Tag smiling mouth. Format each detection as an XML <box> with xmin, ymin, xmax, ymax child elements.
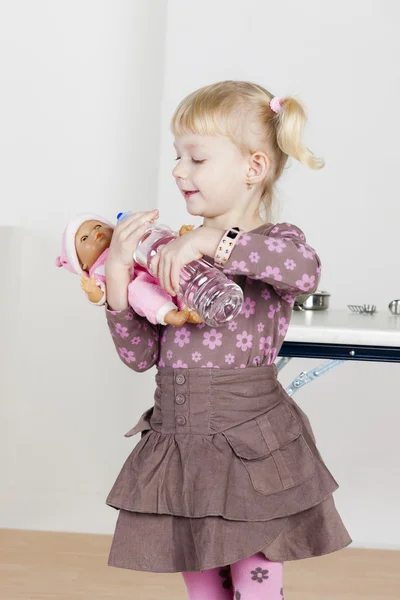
<box><xmin>182</xmin><ymin>190</ymin><xmax>199</xmax><ymax>198</ymax></box>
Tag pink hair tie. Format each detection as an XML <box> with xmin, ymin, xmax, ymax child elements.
<box><xmin>270</xmin><ymin>96</ymin><xmax>286</xmax><ymax>113</ymax></box>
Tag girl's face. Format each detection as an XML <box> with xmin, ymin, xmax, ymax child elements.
<box><xmin>172</xmin><ymin>134</ymin><xmax>249</xmax><ymax>219</ymax></box>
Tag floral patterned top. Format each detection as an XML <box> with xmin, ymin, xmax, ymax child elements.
<box><xmin>106</xmin><ymin>222</ymin><xmax>321</xmax><ymax>371</ymax></box>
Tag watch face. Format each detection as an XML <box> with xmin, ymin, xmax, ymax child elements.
<box><xmin>226</xmin><ymin>227</ymin><xmax>240</xmax><ymax>239</ymax></box>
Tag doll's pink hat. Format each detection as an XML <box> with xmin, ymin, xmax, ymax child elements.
<box><xmin>55</xmin><ymin>213</ymin><xmax>114</xmax><ymax>275</ymax></box>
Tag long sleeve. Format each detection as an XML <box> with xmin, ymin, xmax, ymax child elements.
<box><xmin>222</xmin><ymin>222</ymin><xmax>321</xmax><ymax>296</ymax></box>
<box><xmin>106</xmin><ymin>305</ymin><xmax>161</xmax><ymax>372</ymax></box>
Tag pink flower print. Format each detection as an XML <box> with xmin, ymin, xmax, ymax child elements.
<box><xmin>259</xmin><ymin>336</ymin><xmax>272</xmax><ymax>355</ymax></box>
<box><xmin>119</xmin><ymin>347</ymin><xmax>136</xmax><ymax>364</ymax></box>
<box><xmin>203</xmin><ymin>329</ymin><xmax>223</xmax><ymax>350</ymax></box>
<box><xmin>271</xmin><ymin>226</ymin><xmax>280</xmax><ymax>234</ymax></box>
<box><xmin>257</xmin><ymin>322</ymin><xmax>265</xmax><ymax>333</ymax></box>
<box><xmin>228</xmin><ymin>320</ymin><xmax>238</xmax><ymax>332</ymax></box>
<box><xmin>282</xmin><ymin>294</ymin><xmax>295</xmax><ymax>307</ymax></box>
<box><xmin>143</xmin><ymin>322</ymin><xmax>148</xmax><ymax>332</ymax></box>
<box><xmin>278</xmin><ymin>317</ymin><xmax>289</xmax><ymax>336</ymax></box>
<box><xmin>158</xmin><ymin>358</ymin><xmax>165</xmax><ymax>367</ymax></box>
<box><xmin>249</xmin><ymin>251</ymin><xmax>260</xmax><ymax>263</ymax></box>
<box><xmin>148</xmin><ymin>339</ymin><xmax>154</xmax><ymax>348</ymax></box>
<box><xmin>317</xmin><ymin>265</ymin><xmax>321</xmax><ymax>275</ymax></box>
<box><xmin>138</xmin><ymin>361</ymin><xmax>148</xmax><ymax>369</ymax></box>
<box><xmin>253</xmin><ymin>356</ymin><xmax>261</xmax><ymax>366</ymax></box>
<box><xmin>125</xmin><ymin>311</ymin><xmax>133</xmax><ymax>321</ymax></box>
<box><xmin>261</xmin><ymin>288</ymin><xmax>271</xmax><ymax>301</ymax></box>
<box><xmin>166</xmin><ymin>349</ymin><xmax>173</xmax><ymax>359</ymax></box>
<box><xmin>241</xmin><ymin>297</ymin><xmax>256</xmax><ymax>319</ymax></box>
<box><xmin>237</xmin><ymin>233</ymin><xmax>251</xmax><ymax>246</ymax></box>
<box><xmin>130</xmin><ymin>336</ymin><xmax>141</xmax><ymax>345</ymax></box>
<box><xmin>225</xmin><ymin>353</ymin><xmax>235</xmax><ymax>365</ymax></box>
<box><xmin>161</xmin><ymin>331</ymin><xmax>167</xmax><ymax>344</ymax></box>
<box><xmin>201</xmin><ymin>362</ymin><xmax>220</xmax><ymax>368</ymax></box>
<box><xmin>231</xmin><ymin>260</ymin><xmax>249</xmax><ymax>272</ymax></box>
<box><xmin>268</xmin><ymin>304</ymin><xmax>278</xmax><ymax>319</ymax></box>
<box><xmin>269</xmin><ymin>348</ymin><xmax>277</xmax><ymax>364</ymax></box>
<box><xmin>192</xmin><ymin>351</ymin><xmax>202</xmax><ymax>362</ymax></box>
<box><xmin>173</xmin><ymin>359</ymin><xmax>188</xmax><ymax>368</ymax></box>
<box><xmin>264</xmin><ymin>238</ymin><xmax>287</xmax><ymax>253</ymax></box>
<box><xmin>115</xmin><ymin>323</ymin><xmax>129</xmax><ymax>339</ymax></box>
<box><xmin>261</xmin><ymin>266</ymin><xmax>283</xmax><ymax>281</ymax></box>
<box><xmin>296</xmin><ymin>273</ymin><xmax>316</xmax><ymax>292</ymax></box>
<box><xmin>136</xmin><ymin>321</ymin><xmax>143</xmax><ymax>329</ymax></box>
<box><xmin>284</xmin><ymin>258</ymin><xmax>296</xmax><ymax>271</ymax></box>
<box><xmin>236</xmin><ymin>331</ymin><xmax>253</xmax><ymax>351</ymax></box>
<box><xmin>196</xmin><ymin>321</ymin><xmax>206</xmax><ymax>329</ymax></box>
<box><xmin>174</xmin><ymin>327</ymin><xmax>191</xmax><ymax>348</ymax></box>
<box><xmin>297</xmin><ymin>244</ymin><xmax>314</xmax><ymax>259</ymax></box>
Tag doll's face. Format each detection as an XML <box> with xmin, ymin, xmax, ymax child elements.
<box><xmin>75</xmin><ymin>220</ymin><xmax>113</xmax><ymax>271</ymax></box>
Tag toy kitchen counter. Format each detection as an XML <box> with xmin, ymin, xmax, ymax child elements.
<box><xmin>278</xmin><ymin>309</ymin><xmax>400</xmax><ymax>395</ymax></box>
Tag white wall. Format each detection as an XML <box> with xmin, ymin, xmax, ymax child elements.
<box><xmin>1</xmin><ymin>0</ymin><xmax>399</xmax><ymax>551</ymax></box>
<box><xmin>0</xmin><ymin>1</ymin><xmax>166</xmax><ymax>533</ymax></box>
<box><xmin>157</xmin><ymin>0</ymin><xmax>400</xmax><ymax>549</ymax></box>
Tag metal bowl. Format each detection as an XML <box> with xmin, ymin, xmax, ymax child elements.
<box><xmin>294</xmin><ymin>290</ymin><xmax>330</xmax><ymax>311</ymax></box>
<box><xmin>389</xmin><ymin>299</ymin><xmax>400</xmax><ymax>315</ymax></box>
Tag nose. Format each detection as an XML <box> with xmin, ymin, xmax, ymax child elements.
<box><xmin>172</xmin><ymin>160</ymin><xmax>188</xmax><ymax>180</ymax></box>
<box><xmin>93</xmin><ymin>230</ymin><xmax>104</xmax><ymax>241</ymax></box>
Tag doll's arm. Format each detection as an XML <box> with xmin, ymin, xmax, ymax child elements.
<box><xmin>80</xmin><ymin>275</ymin><xmax>106</xmax><ymax>305</ymax></box>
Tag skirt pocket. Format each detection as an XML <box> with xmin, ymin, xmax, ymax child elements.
<box><xmin>222</xmin><ymin>401</ymin><xmax>316</xmax><ymax>496</ymax></box>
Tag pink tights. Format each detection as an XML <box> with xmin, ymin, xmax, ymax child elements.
<box><xmin>182</xmin><ymin>553</ymin><xmax>284</xmax><ymax>599</ymax></box>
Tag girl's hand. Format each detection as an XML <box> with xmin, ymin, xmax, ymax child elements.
<box><xmin>150</xmin><ymin>226</ymin><xmax>223</xmax><ymax>296</ymax></box>
<box><xmin>105</xmin><ymin>209</ymin><xmax>158</xmax><ymax>311</ymax></box>
<box><xmin>107</xmin><ymin>209</ymin><xmax>159</xmax><ymax>270</ymax></box>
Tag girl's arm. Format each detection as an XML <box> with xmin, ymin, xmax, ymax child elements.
<box><xmin>106</xmin><ymin>304</ymin><xmax>160</xmax><ymax>373</ymax></box>
<box><xmin>220</xmin><ymin>223</ymin><xmax>321</xmax><ymax>296</ymax></box>
<box><xmin>105</xmin><ymin>210</ymin><xmax>160</xmax><ymax>372</ymax></box>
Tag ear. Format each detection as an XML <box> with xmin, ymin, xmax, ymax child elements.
<box><xmin>246</xmin><ymin>151</ymin><xmax>270</xmax><ymax>185</ymax></box>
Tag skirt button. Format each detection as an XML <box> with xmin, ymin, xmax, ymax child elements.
<box><xmin>176</xmin><ymin>374</ymin><xmax>186</xmax><ymax>385</ymax></box>
<box><xmin>175</xmin><ymin>394</ymin><xmax>186</xmax><ymax>405</ymax></box>
<box><xmin>176</xmin><ymin>415</ymin><xmax>187</xmax><ymax>426</ymax></box>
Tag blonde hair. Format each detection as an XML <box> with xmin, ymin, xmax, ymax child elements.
<box><xmin>171</xmin><ymin>81</ymin><xmax>324</xmax><ymax>218</ymax></box>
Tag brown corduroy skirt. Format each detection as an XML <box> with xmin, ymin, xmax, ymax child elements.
<box><xmin>106</xmin><ymin>364</ymin><xmax>351</xmax><ymax>572</ymax></box>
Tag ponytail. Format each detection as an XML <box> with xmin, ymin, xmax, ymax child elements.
<box><xmin>274</xmin><ymin>97</ymin><xmax>324</xmax><ymax>170</ymax></box>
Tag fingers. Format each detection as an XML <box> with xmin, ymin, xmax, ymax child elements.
<box><xmin>158</xmin><ymin>252</ymin><xmax>176</xmax><ymax>297</ymax></box>
<box><xmin>171</xmin><ymin>262</ymin><xmax>181</xmax><ymax>296</ymax></box>
<box><xmin>117</xmin><ymin>209</ymin><xmax>159</xmax><ymax>236</ymax></box>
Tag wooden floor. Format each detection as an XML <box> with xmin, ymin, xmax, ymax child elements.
<box><xmin>0</xmin><ymin>529</ymin><xmax>398</xmax><ymax>599</ymax></box>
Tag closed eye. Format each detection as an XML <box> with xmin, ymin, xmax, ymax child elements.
<box><xmin>174</xmin><ymin>157</ymin><xmax>206</xmax><ymax>164</ymax></box>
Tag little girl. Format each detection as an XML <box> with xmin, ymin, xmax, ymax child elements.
<box><xmin>103</xmin><ymin>81</ymin><xmax>351</xmax><ymax>599</ymax></box>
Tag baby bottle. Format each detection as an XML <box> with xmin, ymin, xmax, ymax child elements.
<box><xmin>117</xmin><ymin>213</ymin><xmax>243</xmax><ymax>327</ymax></box>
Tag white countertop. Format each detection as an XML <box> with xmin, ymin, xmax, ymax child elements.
<box><xmin>286</xmin><ymin>309</ymin><xmax>400</xmax><ymax>347</ymax></box>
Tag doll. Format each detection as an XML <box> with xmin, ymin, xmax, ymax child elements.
<box><xmin>55</xmin><ymin>214</ymin><xmax>203</xmax><ymax>326</ymax></box>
